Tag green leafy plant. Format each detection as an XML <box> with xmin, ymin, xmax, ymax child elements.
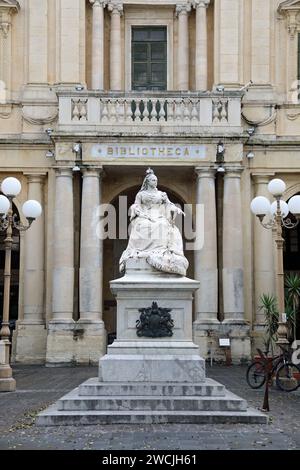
<box><xmin>285</xmin><ymin>273</ymin><xmax>300</xmax><ymax>342</ymax></box>
<box><xmin>259</xmin><ymin>294</ymin><xmax>279</xmax><ymax>356</ymax></box>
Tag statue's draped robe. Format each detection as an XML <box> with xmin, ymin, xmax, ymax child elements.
<box><xmin>120</xmin><ymin>189</ymin><xmax>189</xmax><ymax>276</ymax></box>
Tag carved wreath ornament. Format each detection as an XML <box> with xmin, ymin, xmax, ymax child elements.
<box><xmin>136</xmin><ymin>302</ymin><xmax>174</xmax><ymax>338</ymax></box>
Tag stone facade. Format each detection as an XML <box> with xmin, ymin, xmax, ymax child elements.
<box><xmin>0</xmin><ymin>0</ymin><xmax>300</xmax><ymax>364</ymax></box>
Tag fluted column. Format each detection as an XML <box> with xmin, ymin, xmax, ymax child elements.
<box><xmin>23</xmin><ymin>174</ymin><xmax>46</xmax><ymax>323</ymax></box>
<box><xmin>90</xmin><ymin>0</ymin><xmax>106</xmax><ymax>90</ymax></box>
<box><xmin>194</xmin><ymin>0</ymin><xmax>210</xmax><ymax>90</ymax></box>
<box><xmin>108</xmin><ymin>2</ymin><xmax>123</xmax><ymax>90</ymax></box>
<box><xmin>52</xmin><ymin>168</ymin><xmax>74</xmax><ymax>322</ymax></box>
<box><xmin>79</xmin><ymin>168</ymin><xmax>103</xmax><ymax>322</ymax></box>
<box><xmin>222</xmin><ymin>169</ymin><xmax>245</xmax><ymax>322</ymax></box>
<box><xmin>176</xmin><ymin>3</ymin><xmax>191</xmax><ymax>90</ymax></box>
<box><xmin>194</xmin><ymin>168</ymin><xmax>219</xmax><ymax>323</ymax></box>
<box><xmin>253</xmin><ymin>174</ymin><xmax>275</xmax><ymax>325</ymax></box>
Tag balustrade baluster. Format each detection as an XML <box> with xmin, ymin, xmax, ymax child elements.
<box><xmin>167</xmin><ymin>100</ymin><xmax>174</xmax><ymax>123</ymax></box>
<box><xmin>184</xmin><ymin>99</ymin><xmax>190</xmax><ymax>122</ymax></box>
<box><xmin>220</xmin><ymin>99</ymin><xmax>228</xmax><ymax>123</ymax></box>
<box><xmin>191</xmin><ymin>100</ymin><xmax>198</xmax><ymax>122</ymax></box>
<box><xmin>72</xmin><ymin>101</ymin><xmax>80</xmax><ymax>121</ymax></box>
<box><xmin>110</xmin><ymin>99</ymin><xmax>117</xmax><ymax>122</ymax></box>
<box><xmin>135</xmin><ymin>100</ymin><xmax>142</xmax><ymax>122</ymax></box>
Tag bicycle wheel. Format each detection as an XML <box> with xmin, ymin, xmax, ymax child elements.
<box><xmin>276</xmin><ymin>362</ymin><xmax>300</xmax><ymax>392</ymax></box>
<box><xmin>246</xmin><ymin>361</ymin><xmax>266</xmax><ymax>389</ymax></box>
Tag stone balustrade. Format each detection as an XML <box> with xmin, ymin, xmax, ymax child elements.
<box><xmin>58</xmin><ymin>91</ymin><xmax>242</xmax><ymax>134</ymax></box>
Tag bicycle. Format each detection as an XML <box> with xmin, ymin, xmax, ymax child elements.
<box><xmin>246</xmin><ymin>346</ymin><xmax>300</xmax><ymax>392</ymax></box>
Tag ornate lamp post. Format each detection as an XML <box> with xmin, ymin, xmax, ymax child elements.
<box><xmin>250</xmin><ymin>178</ymin><xmax>300</xmax><ymax>345</ymax></box>
<box><xmin>0</xmin><ymin>177</ymin><xmax>42</xmax><ymax>392</ymax></box>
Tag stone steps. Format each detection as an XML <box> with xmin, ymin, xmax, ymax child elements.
<box><xmin>78</xmin><ymin>377</ymin><xmax>226</xmax><ymax>397</ymax></box>
<box><xmin>57</xmin><ymin>390</ymin><xmax>247</xmax><ymax>412</ymax></box>
<box><xmin>37</xmin><ymin>406</ymin><xmax>268</xmax><ymax>425</ymax></box>
<box><xmin>36</xmin><ymin>378</ymin><xmax>268</xmax><ymax>425</ymax></box>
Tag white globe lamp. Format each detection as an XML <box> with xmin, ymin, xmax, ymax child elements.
<box><xmin>0</xmin><ymin>195</ymin><xmax>10</xmax><ymax>216</ymax></box>
<box><xmin>270</xmin><ymin>200</ymin><xmax>289</xmax><ymax>219</ymax></box>
<box><xmin>250</xmin><ymin>196</ymin><xmax>271</xmax><ymax>216</ymax></box>
<box><xmin>22</xmin><ymin>200</ymin><xmax>42</xmax><ymax>220</ymax></box>
<box><xmin>268</xmin><ymin>179</ymin><xmax>286</xmax><ymax>197</ymax></box>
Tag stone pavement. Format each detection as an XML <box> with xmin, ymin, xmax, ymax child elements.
<box><xmin>0</xmin><ymin>364</ymin><xmax>299</xmax><ymax>450</ymax></box>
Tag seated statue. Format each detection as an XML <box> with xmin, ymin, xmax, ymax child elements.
<box><xmin>120</xmin><ymin>168</ymin><xmax>189</xmax><ymax>276</ymax></box>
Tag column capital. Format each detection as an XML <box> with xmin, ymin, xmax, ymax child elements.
<box><xmin>193</xmin><ymin>0</ymin><xmax>210</xmax><ymax>9</ymax></box>
<box><xmin>176</xmin><ymin>3</ymin><xmax>192</xmax><ymax>16</ymax></box>
<box><xmin>54</xmin><ymin>166</ymin><xmax>74</xmax><ymax>177</ymax></box>
<box><xmin>89</xmin><ymin>0</ymin><xmax>107</xmax><ymax>7</ymax></box>
<box><xmin>252</xmin><ymin>172</ymin><xmax>275</xmax><ymax>185</ymax></box>
<box><xmin>195</xmin><ymin>166</ymin><xmax>216</xmax><ymax>178</ymax></box>
<box><xmin>224</xmin><ymin>167</ymin><xmax>244</xmax><ymax>178</ymax></box>
<box><xmin>81</xmin><ymin>166</ymin><xmax>104</xmax><ymax>178</ymax></box>
<box><xmin>107</xmin><ymin>1</ymin><xmax>123</xmax><ymax>15</ymax></box>
<box><xmin>23</xmin><ymin>172</ymin><xmax>47</xmax><ymax>184</ymax></box>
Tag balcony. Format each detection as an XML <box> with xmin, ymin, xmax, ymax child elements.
<box><xmin>57</xmin><ymin>91</ymin><xmax>243</xmax><ymax>136</ymax></box>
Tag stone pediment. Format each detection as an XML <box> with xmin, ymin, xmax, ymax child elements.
<box><xmin>278</xmin><ymin>0</ymin><xmax>300</xmax><ymax>12</ymax></box>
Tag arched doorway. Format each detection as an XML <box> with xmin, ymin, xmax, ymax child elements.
<box><xmin>284</xmin><ymin>192</ymin><xmax>300</xmax><ymax>339</ymax></box>
<box><xmin>0</xmin><ymin>202</ymin><xmax>20</xmax><ymax>338</ymax></box>
<box><xmin>102</xmin><ymin>185</ymin><xmax>193</xmax><ymax>343</ymax></box>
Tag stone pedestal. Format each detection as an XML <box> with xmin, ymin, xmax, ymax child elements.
<box><xmin>14</xmin><ymin>322</ymin><xmax>47</xmax><ymax>364</ymax></box>
<box><xmin>0</xmin><ymin>340</ymin><xmax>16</xmax><ymax>392</ymax></box>
<box><xmin>37</xmin><ymin>260</ymin><xmax>267</xmax><ymax>424</ymax></box>
<box><xmin>99</xmin><ymin>259</ymin><xmax>205</xmax><ymax>382</ymax></box>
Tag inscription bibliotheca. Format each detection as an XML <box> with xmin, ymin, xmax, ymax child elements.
<box><xmin>91</xmin><ymin>144</ymin><xmax>206</xmax><ymax>160</ymax></box>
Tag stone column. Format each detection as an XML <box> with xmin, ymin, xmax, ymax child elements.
<box><xmin>108</xmin><ymin>2</ymin><xmax>123</xmax><ymax>90</ymax></box>
<box><xmin>176</xmin><ymin>3</ymin><xmax>191</xmax><ymax>90</ymax></box>
<box><xmin>90</xmin><ymin>0</ymin><xmax>106</xmax><ymax>90</ymax></box>
<box><xmin>77</xmin><ymin>167</ymin><xmax>107</xmax><ymax>362</ymax></box>
<box><xmin>194</xmin><ymin>167</ymin><xmax>218</xmax><ymax>323</ymax></box>
<box><xmin>46</xmin><ymin>168</ymin><xmax>75</xmax><ymax>365</ymax></box>
<box><xmin>15</xmin><ymin>174</ymin><xmax>47</xmax><ymax>364</ymax></box>
<box><xmin>23</xmin><ymin>175</ymin><xmax>46</xmax><ymax>322</ymax></box>
<box><xmin>194</xmin><ymin>0</ymin><xmax>210</xmax><ymax>91</ymax></box>
<box><xmin>79</xmin><ymin>168</ymin><xmax>103</xmax><ymax>322</ymax></box>
<box><xmin>52</xmin><ymin>168</ymin><xmax>74</xmax><ymax>322</ymax></box>
<box><xmin>222</xmin><ymin>169</ymin><xmax>245</xmax><ymax>323</ymax></box>
<box><xmin>252</xmin><ymin>174</ymin><xmax>275</xmax><ymax>326</ymax></box>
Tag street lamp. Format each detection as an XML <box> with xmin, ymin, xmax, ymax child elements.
<box><xmin>250</xmin><ymin>179</ymin><xmax>300</xmax><ymax>345</ymax></box>
<box><xmin>0</xmin><ymin>177</ymin><xmax>42</xmax><ymax>392</ymax></box>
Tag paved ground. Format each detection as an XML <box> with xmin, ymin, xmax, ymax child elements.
<box><xmin>0</xmin><ymin>364</ymin><xmax>299</xmax><ymax>450</ymax></box>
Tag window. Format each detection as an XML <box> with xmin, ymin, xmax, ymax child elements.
<box><xmin>132</xmin><ymin>27</ymin><xmax>167</xmax><ymax>91</ymax></box>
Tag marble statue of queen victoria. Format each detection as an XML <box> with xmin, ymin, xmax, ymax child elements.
<box><xmin>120</xmin><ymin>169</ymin><xmax>189</xmax><ymax>276</ymax></box>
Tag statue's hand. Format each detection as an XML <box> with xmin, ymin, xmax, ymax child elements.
<box><xmin>171</xmin><ymin>207</ymin><xmax>185</xmax><ymax>219</ymax></box>
<box><xmin>177</xmin><ymin>208</ymin><xmax>185</xmax><ymax>217</ymax></box>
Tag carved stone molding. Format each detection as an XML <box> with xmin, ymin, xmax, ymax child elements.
<box><xmin>0</xmin><ymin>21</ymin><xmax>10</xmax><ymax>38</ymax></box>
<box><xmin>0</xmin><ymin>0</ymin><xmax>20</xmax><ymax>14</ymax></box>
<box><xmin>22</xmin><ymin>107</ymin><xmax>58</xmax><ymax>126</ymax></box>
<box><xmin>107</xmin><ymin>1</ymin><xmax>123</xmax><ymax>14</ymax></box>
<box><xmin>89</xmin><ymin>0</ymin><xmax>107</xmax><ymax>7</ymax></box>
<box><xmin>175</xmin><ymin>2</ymin><xmax>192</xmax><ymax>16</ymax></box>
<box><xmin>192</xmin><ymin>0</ymin><xmax>210</xmax><ymax>9</ymax></box>
<box><xmin>278</xmin><ymin>0</ymin><xmax>300</xmax><ymax>38</ymax></box>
